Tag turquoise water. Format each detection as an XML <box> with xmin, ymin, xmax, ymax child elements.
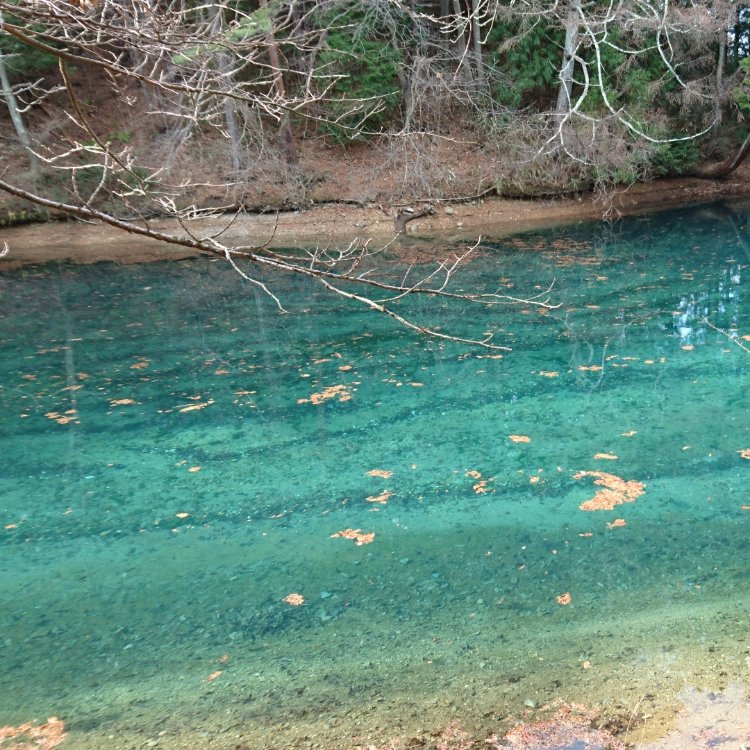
<box><xmin>2</xmin><ymin>204</ymin><xmax>750</xmax><ymax>748</ymax></box>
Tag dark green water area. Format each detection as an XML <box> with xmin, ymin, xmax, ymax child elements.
<box><xmin>2</xmin><ymin>203</ymin><xmax>750</xmax><ymax>749</ymax></box>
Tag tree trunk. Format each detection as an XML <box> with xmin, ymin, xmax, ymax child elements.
<box><xmin>715</xmin><ymin>2</ymin><xmax>735</xmax><ymax>125</ymax></box>
<box><xmin>394</xmin><ymin>204</ymin><xmax>434</xmax><ymax>233</ymax></box>
<box><xmin>451</xmin><ymin>0</ymin><xmax>473</xmax><ymax>84</ymax></box>
<box><xmin>556</xmin><ymin>0</ymin><xmax>580</xmax><ymax>115</ymax></box>
<box><xmin>0</xmin><ymin>50</ymin><xmax>40</xmax><ymax>181</ymax></box>
<box><xmin>691</xmin><ymin>134</ymin><xmax>750</xmax><ymax>179</ymax></box>
<box><xmin>217</xmin><ymin>52</ymin><xmax>242</xmax><ymax>176</ymax></box>
<box><xmin>470</xmin><ymin>0</ymin><xmax>485</xmax><ymax>89</ymax></box>
<box><xmin>259</xmin><ymin>0</ymin><xmax>297</xmax><ymax>166</ymax></box>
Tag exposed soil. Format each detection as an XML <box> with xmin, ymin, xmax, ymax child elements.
<box><xmin>2</xmin><ymin>169</ymin><xmax>750</xmax><ymax>270</ymax></box>
<box><xmin>3</xmin><ymin>62</ymin><xmax>750</xmax><ymax>268</ymax></box>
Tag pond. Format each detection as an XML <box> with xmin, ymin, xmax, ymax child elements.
<box><xmin>1</xmin><ymin>203</ymin><xmax>750</xmax><ymax>749</ymax></box>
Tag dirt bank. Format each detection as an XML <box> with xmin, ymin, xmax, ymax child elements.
<box><xmin>2</xmin><ymin>173</ymin><xmax>750</xmax><ymax>269</ymax></box>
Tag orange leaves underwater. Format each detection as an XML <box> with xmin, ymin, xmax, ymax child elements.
<box><xmin>366</xmin><ymin>469</ymin><xmax>393</xmax><ymax>479</ymax></box>
<box><xmin>574</xmin><ymin>471</ymin><xmax>645</xmax><ymax>511</ymax></box>
<box><xmin>283</xmin><ymin>593</ymin><xmax>305</xmax><ymax>606</ymax></box>
<box><xmin>44</xmin><ymin>410</ymin><xmax>79</xmax><ymax>425</ymax></box>
<box><xmin>179</xmin><ymin>399</ymin><xmax>214</xmax><ymax>413</ymax></box>
<box><xmin>0</xmin><ymin>717</ymin><xmax>66</xmax><ymax>749</ymax></box>
<box><xmin>367</xmin><ymin>490</ymin><xmax>393</xmax><ymax>504</ymax></box>
<box><xmin>509</xmin><ymin>435</ymin><xmax>531</xmax><ymax>443</ymax></box>
<box><xmin>556</xmin><ymin>592</ymin><xmax>572</xmax><ymax>605</ymax></box>
<box><xmin>465</xmin><ymin>470</ymin><xmax>495</xmax><ymax>493</ymax></box>
<box><xmin>331</xmin><ymin>528</ymin><xmax>375</xmax><ymax>545</ymax></box>
<box><xmin>739</xmin><ymin>448</ymin><xmax>750</xmax><ymax>459</ymax></box>
<box><xmin>297</xmin><ymin>384</ymin><xmax>352</xmax><ymax>405</ymax></box>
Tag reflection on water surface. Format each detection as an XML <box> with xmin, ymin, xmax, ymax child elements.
<box><xmin>1</xmin><ymin>204</ymin><xmax>750</xmax><ymax>749</ymax></box>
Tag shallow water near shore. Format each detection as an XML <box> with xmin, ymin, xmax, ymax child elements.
<box><xmin>2</xmin><ymin>204</ymin><xmax>750</xmax><ymax>748</ymax></box>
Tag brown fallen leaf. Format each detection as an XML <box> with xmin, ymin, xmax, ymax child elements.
<box><xmin>574</xmin><ymin>471</ymin><xmax>645</xmax><ymax>511</ymax></box>
<box><xmin>366</xmin><ymin>490</ymin><xmax>393</xmax><ymax>504</ymax></box>
<box><xmin>283</xmin><ymin>593</ymin><xmax>305</xmax><ymax>606</ymax></box>
<box><xmin>331</xmin><ymin>528</ymin><xmax>375</xmax><ymax>545</ymax></box>
<box><xmin>206</xmin><ymin>670</ymin><xmax>222</xmax><ymax>683</ymax></box>
<box><xmin>594</xmin><ymin>453</ymin><xmax>618</xmax><ymax>460</ymax></box>
<box><xmin>509</xmin><ymin>435</ymin><xmax>531</xmax><ymax>443</ymax></box>
<box><xmin>607</xmin><ymin>518</ymin><xmax>627</xmax><ymax>528</ymax></box>
<box><xmin>0</xmin><ymin>717</ymin><xmax>66</xmax><ymax>749</ymax></box>
<box><xmin>298</xmin><ymin>384</ymin><xmax>351</xmax><ymax>405</ymax></box>
<box><xmin>556</xmin><ymin>592</ymin><xmax>572</xmax><ymax>605</ymax></box>
<box><xmin>179</xmin><ymin>400</ymin><xmax>214</xmax><ymax>413</ymax></box>
<box><xmin>367</xmin><ymin>469</ymin><xmax>393</xmax><ymax>479</ymax></box>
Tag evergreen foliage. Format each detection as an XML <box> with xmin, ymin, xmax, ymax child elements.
<box><xmin>315</xmin><ymin>11</ymin><xmax>402</xmax><ymax>143</ymax></box>
<box><xmin>0</xmin><ymin>15</ymin><xmax>57</xmax><ymax>79</ymax></box>
<box><xmin>488</xmin><ymin>19</ymin><xmax>561</xmax><ymax>109</ymax></box>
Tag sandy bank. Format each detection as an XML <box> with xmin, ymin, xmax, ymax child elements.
<box><xmin>1</xmin><ymin>174</ymin><xmax>749</xmax><ymax>270</ymax></box>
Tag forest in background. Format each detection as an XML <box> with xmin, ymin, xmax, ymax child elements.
<box><xmin>3</xmin><ymin>0</ymin><xmax>750</xmax><ymax>223</ymax></box>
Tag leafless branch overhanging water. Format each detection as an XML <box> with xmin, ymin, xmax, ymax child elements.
<box><xmin>0</xmin><ymin>177</ymin><xmax>558</xmax><ymax>351</ymax></box>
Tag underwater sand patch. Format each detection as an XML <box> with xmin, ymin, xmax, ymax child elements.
<box><xmin>638</xmin><ymin>684</ymin><xmax>750</xmax><ymax>750</ymax></box>
<box><xmin>574</xmin><ymin>470</ymin><xmax>645</xmax><ymax>511</ymax></box>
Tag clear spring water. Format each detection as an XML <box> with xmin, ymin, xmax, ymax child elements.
<box><xmin>2</xmin><ymin>203</ymin><xmax>750</xmax><ymax>748</ymax></box>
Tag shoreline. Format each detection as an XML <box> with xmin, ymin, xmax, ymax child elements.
<box><xmin>2</xmin><ymin>175</ymin><xmax>750</xmax><ymax>269</ymax></box>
